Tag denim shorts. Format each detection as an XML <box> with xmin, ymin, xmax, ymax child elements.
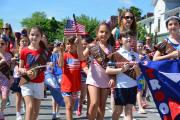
<box><xmin>61</xmin><ymin>92</ymin><xmax>79</xmax><ymax>99</ymax></box>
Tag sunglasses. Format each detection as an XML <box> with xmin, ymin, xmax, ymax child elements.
<box><xmin>0</xmin><ymin>42</ymin><xmax>5</xmax><ymax>46</ymax></box>
<box><xmin>123</xmin><ymin>16</ymin><xmax>134</xmax><ymax>20</ymax></box>
<box><xmin>2</xmin><ymin>28</ymin><xmax>9</xmax><ymax>30</ymax></box>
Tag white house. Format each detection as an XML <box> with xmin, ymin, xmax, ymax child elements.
<box><xmin>140</xmin><ymin>0</ymin><xmax>180</xmax><ymax>38</ymax></box>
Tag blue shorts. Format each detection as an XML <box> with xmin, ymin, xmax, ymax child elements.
<box><xmin>114</xmin><ymin>86</ymin><xmax>137</xmax><ymax>106</ymax></box>
<box><xmin>10</xmin><ymin>78</ymin><xmax>21</xmax><ymax>93</ymax></box>
<box><xmin>61</xmin><ymin>92</ymin><xmax>78</xmax><ymax>99</ymax></box>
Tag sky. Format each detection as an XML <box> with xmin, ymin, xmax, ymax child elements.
<box><xmin>0</xmin><ymin>0</ymin><xmax>154</xmax><ymax>31</ymax></box>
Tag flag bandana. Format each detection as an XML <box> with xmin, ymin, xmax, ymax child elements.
<box><xmin>64</xmin><ymin>19</ymin><xmax>86</xmax><ymax>36</ymax></box>
<box><xmin>139</xmin><ymin>60</ymin><xmax>180</xmax><ymax>120</ymax></box>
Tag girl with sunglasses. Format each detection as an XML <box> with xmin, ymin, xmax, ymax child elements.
<box><xmin>2</xmin><ymin>23</ymin><xmax>16</xmax><ymax>53</ymax></box>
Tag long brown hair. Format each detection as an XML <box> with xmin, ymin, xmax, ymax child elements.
<box><xmin>118</xmin><ymin>9</ymin><xmax>137</xmax><ymax>35</ymax></box>
<box><xmin>96</xmin><ymin>22</ymin><xmax>115</xmax><ymax>47</ymax></box>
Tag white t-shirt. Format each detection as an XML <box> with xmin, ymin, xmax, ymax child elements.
<box><xmin>115</xmin><ymin>48</ymin><xmax>139</xmax><ymax>88</ymax></box>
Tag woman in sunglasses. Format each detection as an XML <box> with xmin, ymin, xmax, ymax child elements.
<box><xmin>2</xmin><ymin>23</ymin><xmax>16</xmax><ymax>53</ymax></box>
<box><xmin>112</xmin><ymin>9</ymin><xmax>137</xmax><ymax>51</ymax></box>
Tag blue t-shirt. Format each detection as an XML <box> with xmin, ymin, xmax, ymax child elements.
<box><xmin>50</xmin><ymin>52</ymin><xmax>62</xmax><ymax>75</ymax></box>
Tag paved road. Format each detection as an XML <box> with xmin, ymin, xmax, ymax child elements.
<box><xmin>4</xmin><ymin>92</ymin><xmax>161</xmax><ymax>120</ymax></box>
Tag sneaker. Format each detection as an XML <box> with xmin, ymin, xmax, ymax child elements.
<box><xmin>16</xmin><ymin>115</ymin><xmax>23</xmax><ymax>120</ymax></box>
<box><xmin>52</xmin><ymin>113</ymin><xmax>57</xmax><ymax>120</ymax></box>
<box><xmin>76</xmin><ymin>105</ymin><xmax>82</xmax><ymax>116</ymax></box>
<box><xmin>138</xmin><ymin>109</ymin><xmax>147</xmax><ymax>114</ymax></box>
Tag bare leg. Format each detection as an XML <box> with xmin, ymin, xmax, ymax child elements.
<box><xmin>32</xmin><ymin>98</ymin><xmax>41</xmax><ymax>120</ymax></box>
<box><xmin>112</xmin><ymin>105</ymin><xmax>123</xmax><ymax>120</ymax></box>
<box><xmin>64</xmin><ymin>96</ymin><xmax>74</xmax><ymax>120</ymax></box>
<box><xmin>23</xmin><ymin>96</ymin><xmax>34</xmax><ymax>120</ymax></box>
<box><xmin>88</xmin><ymin>85</ymin><xmax>100</xmax><ymax>120</ymax></box>
<box><xmin>97</xmin><ymin>88</ymin><xmax>110</xmax><ymax>120</ymax></box>
<box><xmin>124</xmin><ymin>104</ymin><xmax>133</xmax><ymax>120</ymax></box>
<box><xmin>15</xmin><ymin>93</ymin><xmax>22</xmax><ymax>113</ymax></box>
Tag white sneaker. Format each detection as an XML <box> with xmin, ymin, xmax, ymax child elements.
<box><xmin>16</xmin><ymin>115</ymin><xmax>22</xmax><ymax>120</ymax></box>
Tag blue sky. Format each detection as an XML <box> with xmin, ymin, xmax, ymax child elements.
<box><xmin>1</xmin><ymin>0</ymin><xmax>154</xmax><ymax>31</ymax></box>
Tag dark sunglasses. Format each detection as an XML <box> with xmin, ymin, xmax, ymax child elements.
<box><xmin>2</xmin><ymin>28</ymin><xmax>9</xmax><ymax>30</ymax></box>
<box><xmin>123</xmin><ymin>16</ymin><xmax>134</xmax><ymax>20</ymax></box>
<box><xmin>0</xmin><ymin>42</ymin><xmax>5</xmax><ymax>46</ymax></box>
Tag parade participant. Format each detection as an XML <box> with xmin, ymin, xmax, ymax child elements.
<box><xmin>83</xmin><ymin>22</ymin><xmax>115</xmax><ymax>120</ymax></box>
<box><xmin>19</xmin><ymin>26</ymin><xmax>50</xmax><ymax>120</ymax></box>
<box><xmin>144</xmin><ymin>34</ymin><xmax>153</xmax><ymax>52</ymax></box>
<box><xmin>153</xmin><ymin>16</ymin><xmax>180</xmax><ymax>61</ymax></box>
<box><xmin>10</xmin><ymin>35</ymin><xmax>29</xmax><ymax>120</ymax></box>
<box><xmin>106</xmin><ymin>30</ymin><xmax>140</xmax><ymax>120</ymax></box>
<box><xmin>2</xmin><ymin>23</ymin><xmax>16</xmax><ymax>53</ymax></box>
<box><xmin>47</xmin><ymin>40</ymin><xmax>62</xmax><ymax>120</ymax></box>
<box><xmin>112</xmin><ymin>9</ymin><xmax>137</xmax><ymax>51</ymax></box>
<box><xmin>41</xmin><ymin>33</ymin><xmax>48</xmax><ymax>47</ymax></box>
<box><xmin>76</xmin><ymin>36</ymin><xmax>94</xmax><ymax>117</ymax></box>
<box><xmin>58</xmin><ymin>36</ymin><xmax>88</xmax><ymax>120</ymax></box>
<box><xmin>0</xmin><ymin>34</ymin><xmax>13</xmax><ymax>119</ymax></box>
<box><xmin>136</xmin><ymin>41</ymin><xmax>149</xmax><ymax>114</ymax></box>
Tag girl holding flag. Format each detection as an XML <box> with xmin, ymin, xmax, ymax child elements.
<box><xmin>58</xmin><ymin>36</ymin><xmax>88</xmax><ymax>120</ymax></box>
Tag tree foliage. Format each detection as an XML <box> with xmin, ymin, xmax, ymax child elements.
<box><xmin>129</xmin><ymin>6</ymin><xmax>142</xmax><ymax>22</ymax></box>
<box><xmin>137</xmin><ymin>23</ymin><xmax>147</xmax><ymax>42</ymax></box>
<box><xmin>21</xmin><ymin>12</ymin><xmax>99</xmax><ymax>43</ymax></box>
<box><xmin>0</xmin><ymin>19</ymin><xmax>3</xmax><ymax>34</ymax></box>
<box><xmin>75</xmin><ymin>14</ymin><xmax>99</xmax><ymax>38</ymax></box>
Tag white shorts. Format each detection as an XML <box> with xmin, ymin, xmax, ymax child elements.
<box><xmin>20</xmin><ymin>82</ymin><xmax>44</xmax><ymax>99</ymax></box>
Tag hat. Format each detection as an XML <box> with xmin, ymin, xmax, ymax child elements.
<box><xmin>54</xmin><ymin>40</ymin><xmax>62</xmax><ymax>47</ymax></box>
<box><xmin>165</xmin><ymin>16</ymin><xmax>180</xmax><ymax>28</ymax></box>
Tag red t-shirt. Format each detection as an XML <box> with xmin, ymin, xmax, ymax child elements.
<box><xmin>20</xmin><ymin>47</ymin><xmax>44</xmax><ymax>83</ymax></box>
<box><xmin>61</xmin><ymin>52</ymin><xmax>87</xmax><ymax>92</ymax></box>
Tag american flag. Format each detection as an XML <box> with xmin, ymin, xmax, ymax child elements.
<box><xmin>64</xmin><ymin>20</ymin><xmax>86</xmax><ymax>36</ymax></box>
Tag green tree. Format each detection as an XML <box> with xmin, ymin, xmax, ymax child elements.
<box><xmin>21</xmin><ymin>12</ymin><xmax>47</xmax><ymax>28</ymax></box>
<box><xmin>21</xmin><ymin>12</ymin><xmax>100</xmax><ymax>42</ymax></box>
<box><xmin>21</xmin><ymin>12</ymin><xmax>63</xmax><ymax>42</ymax></box>
<box><xmin>129</xmin><ymin>6</ymin><xmax>142</xmax><ymax>22</ymax></box>
<box><xmin>76</xmin><ymin>14</ymin><xmax>100</xmax><ymax>38</ymax></box>
<box><xmin>0</xmin><ymin>19</ymin><xmax>3</xmax><ymax>33</ymax></box>
<box><xmin>137</xmin><ymin>23</ymin><xmax>147</xmax><ymax>42</ymax></box>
